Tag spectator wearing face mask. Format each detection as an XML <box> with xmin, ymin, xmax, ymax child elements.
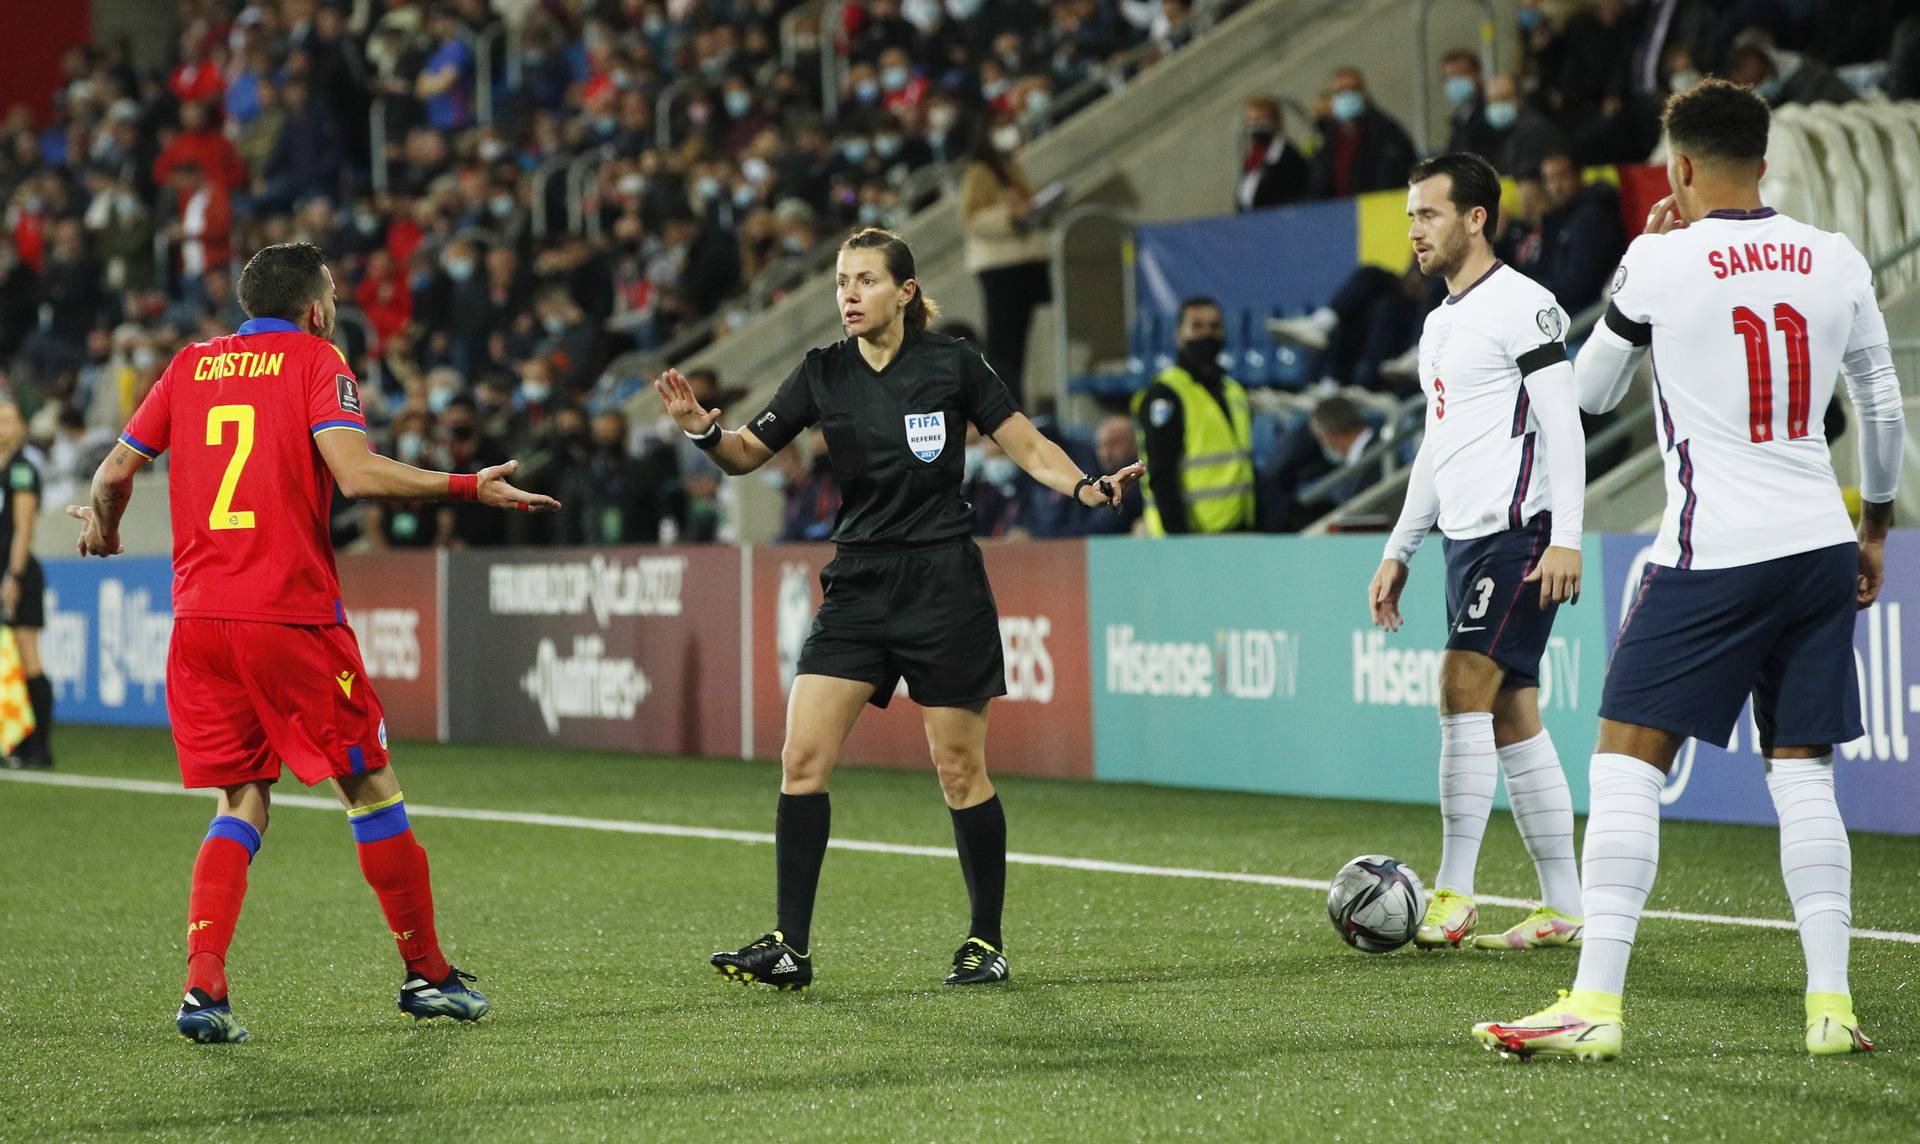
<box><xmin>962</xmin><ymin>433</ymin><xmax>1030</xmax><ymax>539</ymax></box>
<box><xmin>1728</xmin><ymin>40</ymin><xmax>1857</xmax><ymax>107</ymax></box>
<box><xmin>1482</xmin><ymin>73</ymin><xmax>1564</xmax><ymax>177</ymax></box>
<box><xmin>557</xmin><ymin>410</ymin><xmax>672</xmax><ymax>545</ymax></box>
<box><xmin>1307</xmin><ymin>67</ymin><xmax>1416</xmax><ymax>200</ymax></box>
<box><xmin>1132</xmin><ymin>297</ymin><xmax>1256</xmax><ymax>536</ymax></box>
<box><xmin>1439</xmin><ymin>49</ymin><xmax>1501</xmax><ymax>159</ymax></box>
<box><xmin>533</xmin><ymin>287</ymin><xmax>603</xmax><ymax>395</ymax></box>
<box><xmin>1237</xmin><ymin>95</ymin><xmax>1308</xmax><ymax>212</ymax></box>
<box><xmin>959</xmin><ymin>118</ymin><xmax>1050</xmax><ymax>406</ymax></box>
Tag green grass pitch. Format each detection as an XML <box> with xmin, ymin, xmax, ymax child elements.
<box><xmin>2</xmin><ymin>726</ymin><xmax>1916</xmax><ymax>1141</ymax></box>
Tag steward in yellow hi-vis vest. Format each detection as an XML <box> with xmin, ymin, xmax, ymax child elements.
<box><xmin>1131</xmin><ymin>298</ymin><xmax>1256</xmax><ymax>535</ymax></box>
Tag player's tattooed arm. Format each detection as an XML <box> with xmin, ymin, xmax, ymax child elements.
<box><xmin>68</xmin><ymin>442</ymin><xmax>148</xmax><ymax>557</ymax></box>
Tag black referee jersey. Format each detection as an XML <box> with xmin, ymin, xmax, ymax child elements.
<box><xmin>749</xmin><ymin>328</ymin><xmax>1018</xmax><ymax>707</ymax></box>
<box><xmin>748</xmin><ymin>328</ymin><xmax>1018</xmax><ymax>547</ymax></box>
<box><xmin>0</xmin><ymin>450</ymin><xmax>44</xmax><ymax>629</ymax></box>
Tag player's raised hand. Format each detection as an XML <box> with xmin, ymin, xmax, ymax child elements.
<box><xmin>655</xmin><ymin>368</ymin><xmax>722</xmax><ymax>436</ymax></box>
<box><xmin>65</xmin><ymin>504</ymin><xmax>122</xmax><ymax>558</ymax></box>
<box><xmin>473</xmin><ymin>460</ymin><xmax>561</xmax><ymax>513</ymax></box>
<box><xmin>1369</xmin><ymin>558</ymin><xmax>1408</xmax><ymax>632</ymax></box>
<box><xmin>1645</xmin><ymin>194</ymin><xmax>1689</xmax><ymax>236</ymax></box>
<box><xmin>1524</xmin><ymin>545</ymin><xmax>1582</xmax><ymax>608</ymax></box>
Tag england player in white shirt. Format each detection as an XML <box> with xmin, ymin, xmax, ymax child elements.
<box><xmin>1369</xmin><ymin>153</ymin><xmax>1588</xmax><ymax>954</ymax></box>
<box><xmin>1475</xmin><ymin>79</ymin><xmax>1903</xmax><ymax>1061</ymax></box>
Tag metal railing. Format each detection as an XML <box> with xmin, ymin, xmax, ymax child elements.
<box><xmin>565</xmin><ymin>146</ymin><xmax>615</xmax><ymax>236</ymax></box>
<box><xmin>820</xmin><ymin>0</ymin><xmax>845</xmax><ymax>121</ymax></box>
<box><xmin>369</xmin><ymin>96</ymin><xmax>389</xmax><ymax>194</ymax></box>
<box><xmin>1049</xmin><ymin>204</ymin><xmax>1135</xmax><ymax>412</ymax></box>
<box><xmin>1411</xmin><ymin>0</ymin><xmax>1499</xmax><ymax>154</ymax></box>
<box><xmin>655</xmin><ymin>77</ymin><xmax>696</xmax><ymax>151</ymax></box>
<box><xmin>471</xmin><ymin>22</ymin><xmax>501</xmax><ymax>126</ymax></box>
<box><xmin>529</xmin><ymin>155</ymin><xmax>569</xmax><ymax>239</ymax></box>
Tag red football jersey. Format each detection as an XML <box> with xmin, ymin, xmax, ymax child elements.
<box><xmin>120</xmin><ymin>318</ymin><xmax>368</xmax><ymax>625</ymax></box>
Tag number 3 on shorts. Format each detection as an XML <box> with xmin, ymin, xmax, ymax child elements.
<box><xmin>1467</xmin><ymin>576</ymin><xmax>1495</xmax><ymax>619</ymax></box>
<box><xmin>207</xmin><ymin>404</ymin><xmax>257</xmax><ymax>531</ymax></box>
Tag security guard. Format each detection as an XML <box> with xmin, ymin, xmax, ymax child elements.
<box><xmin>655</xmin><ymin>227</ymin><xmax>1141</xmax><ymax>993</ymax></box>
<box><xmin>1132</xmin><ymin>296</ymin><xmax>1256</xmax><ymax>534</ymax></box>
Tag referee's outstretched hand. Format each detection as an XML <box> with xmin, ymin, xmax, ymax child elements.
<box><xmin>476</xmin><ymin>460</ymin><xmax>562</xmax><ymax>513</ymax></box>
<box><xmin>1083</xmin><ymin>461</ymin><xmax>1145</xmax><ymax>509</ymax></box>
<box><xmin>656</xmin><ymin>368</ymin><xmax>722</xmax><ymax>436</ymax></box>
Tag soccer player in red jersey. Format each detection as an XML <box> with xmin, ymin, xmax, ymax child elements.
<box><xmin>67</xmin><ymin>243</ymin><xmax>558</xmax><ymax>1043</ymax></box>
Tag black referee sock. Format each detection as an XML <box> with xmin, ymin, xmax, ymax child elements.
<box><xmin>21</xmin><ymin>674</ymin><xmax>51</xmax><ymax>762</ymax></box>
<box><xmin>775</xmin><ymin>792</ymin><xmax>831</xmax><ymax>954</ymax></box>
<box><xmin>950</xmin><ymin>795</ymin><xmax>1006</xmax><ymax>950</ymax></box>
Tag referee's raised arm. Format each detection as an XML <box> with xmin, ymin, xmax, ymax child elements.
<box><xmin>656</xmin><ymin>367</ymin><xmax>778</xmax><ymax>474</ymax></box>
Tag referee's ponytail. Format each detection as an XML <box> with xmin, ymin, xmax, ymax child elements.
<box><xmin>843</xmin><ymin>227</ymin><xmax>941</xmax><ymax>330</ymax></box>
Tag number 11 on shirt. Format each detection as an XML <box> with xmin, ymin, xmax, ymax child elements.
<box><xmin>1731</xmin><ymin>303</ymin><xmax>1810</xmax><ymax>443</ymax></box>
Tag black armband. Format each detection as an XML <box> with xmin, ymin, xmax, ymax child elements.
<box><xmin>1603</xmin><ymin>302</ymin><xmax>1652</xmax><ymax>347</ymax></box>
<box><xmin>1517</xmin><ymin>341</ymin><xmax>1568</xmax><ymax>377</ymax></box>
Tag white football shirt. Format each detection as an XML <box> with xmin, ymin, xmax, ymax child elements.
<box><xmin>1609</xmin><ymin>208</ymin><xmax>1887</xmax><ymax>569</ymax></box>
<box><xmin>1414</xmin><ymin>261</ymin><xmax>1574</xmax><ymax>542</ymax></box>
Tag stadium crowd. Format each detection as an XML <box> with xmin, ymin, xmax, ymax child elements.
<box><xmin>0</xmin><ymin>0</ymin><xmax>1910</xmax><ymax>545</ymax></box>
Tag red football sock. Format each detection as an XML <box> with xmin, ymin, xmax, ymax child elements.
<box><xmin>351</xmin><ymin>800</ymin><xmax>450</xmax><ymax>982</ymax></box>
<box><xmin>184</xmin><ymin>817</ymin><xmax>262</xmax><ymax>1000</ymax></box>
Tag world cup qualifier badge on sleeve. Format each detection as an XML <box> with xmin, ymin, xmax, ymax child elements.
<box><xmin>905</xmin><ymin>412</ymin><xmax>946</xmax><ymax>462</ymax></box>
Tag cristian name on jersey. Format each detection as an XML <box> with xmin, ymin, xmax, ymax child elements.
<box><xmin>1608</xmin><ymin>208</ymin><xmax>1886</xmax><ymax>569</ymax></box>
<box><xmin>1415</xmin><ymin>262</ymin><xmax>1575</xmax><ymax>544</ymax></box>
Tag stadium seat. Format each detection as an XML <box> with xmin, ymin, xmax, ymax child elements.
<box><xmin>1759</xmin><ymin>107</ymin><xmax>1829</xmax><ymax>231</ymax></box>
<box><xmin>1806</xmin><ymin>104</ymin><xmax>1898</xmax><ymax>267</ymax></box>
<box><xmin>1854</xmin><ymin>104</ymin><xmax>1920</xmax><ymax>288</ymax></box>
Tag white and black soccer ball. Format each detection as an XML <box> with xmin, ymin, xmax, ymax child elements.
<box><xmin>1326</xmin><ymin>855</ymin><xmax>1427</xmax><ymax>953</ymax></box>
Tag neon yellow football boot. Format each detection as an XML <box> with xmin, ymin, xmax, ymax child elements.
<box><xmin>1413</xmin><ymin>889</ymin><xmax>1477</xmax><ymax>949</ymax></box>
<box><xmin>1473</xmin><ymin>989</ymin><xmax>1622</xmax><ymax>1061</ymax></box>
<box><xmin>1806</xmin><ymin>993</ymin><xmax>1873</xmax><ymax>1056</ymax></box>
<box><xmin>1472</xmin><ymin>906</ymin><xmax>1583</xmax><ymax>950</ymax></box>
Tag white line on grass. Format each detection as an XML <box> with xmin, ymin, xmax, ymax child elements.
<box><xmin>9</xmin><ymin>769</ymin><xmax>1919</xmax><ymax>945</ymax></box>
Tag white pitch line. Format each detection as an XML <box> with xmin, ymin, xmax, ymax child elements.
<box><xmin>8</xmin><ymin>769</ymin><xmax>1919</xmax><ymax>945</ymax></box>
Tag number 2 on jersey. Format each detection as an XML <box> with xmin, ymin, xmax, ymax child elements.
<box><xmin>1731</xmin><ymin>303</ymin><xmax>1810</xmax><ymax>443</ymax></box>
<box><xmin>206</xmin><ymin>404</ymin><xmax>257</xmax><ymax>530</ymax></box>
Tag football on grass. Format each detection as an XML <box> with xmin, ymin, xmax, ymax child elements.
<box><xmin>1326</xmin><ymin>855</ymin><xmax>1427</xmax><ymax>953</ymax></box>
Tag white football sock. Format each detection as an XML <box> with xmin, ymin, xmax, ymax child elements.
<box><xmin>1766</xmin><ymin>755</ymin><xmax>1852</xmax><ymax>997</ymax></box>
<box><xmin>1309</xmin><ymin>305</ymin><xmax>1339</xmax><ymax>333</ymax></box>
<box><xmin>1497</xmin><ymin>730</ymin><xmax>1582</xmax><ymax>916</ymax></box>
<box><xmin>1572</xmin><ymin>753</ymin><xmax>1665</xmax><ymax>998</ymax></box>
<box><xmin>1436</xmin><ymin>712</ymin><xmax>1497</xmax><ymax>897</ymax></box>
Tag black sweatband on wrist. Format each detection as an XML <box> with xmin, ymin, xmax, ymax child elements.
<box><xmin>1072</xmin><ymin>476</ymin><xmax>1094</xmax><ymax>503</ymax></box>
<box><xmin>687</xmin><ymin>424</ymin><xmax>723</xmax><ymax>450</ymax></box>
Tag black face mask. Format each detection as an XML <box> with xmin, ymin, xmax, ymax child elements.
<box><xmin>1249</xmin><ymin>127</ymin><xmax>1277</xmax><ymax>149</ymax></box>
<box><xmin>1180</xmin><ymin>337</ymin><xmax>1225</xmax><ymax>369</ymax></box>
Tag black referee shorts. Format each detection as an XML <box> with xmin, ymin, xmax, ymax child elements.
<box><xmin>10</xmin><ymin>557</ymin><xmax>43</xmax><ymax>630</ymax></box>
<box><xmin>799</xmin><ymin>538</ymin><xmax>1007</xmax><ymax>710</ymax></box>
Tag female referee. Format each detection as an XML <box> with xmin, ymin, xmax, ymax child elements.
<box><xmin>656</xmin><ymin>227</ymin><xmax>1141</xmax><ymax>990</ymax></box>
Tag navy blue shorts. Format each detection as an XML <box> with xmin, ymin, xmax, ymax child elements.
<box><xmin>1600</xmin><ymin>542</ymin><xmax>1862</xmax><ymax>750</ymax></box>
<box><xmin>1441</xmin><ymin>513</ymin><xmax>1559</xmax><ymax>689</ymax></box>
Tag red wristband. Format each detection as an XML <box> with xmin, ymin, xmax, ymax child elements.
<box><xmin>449</xmin><ymin>473</ymin><xmax>478</xmax><ymax>502</ymax></box>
